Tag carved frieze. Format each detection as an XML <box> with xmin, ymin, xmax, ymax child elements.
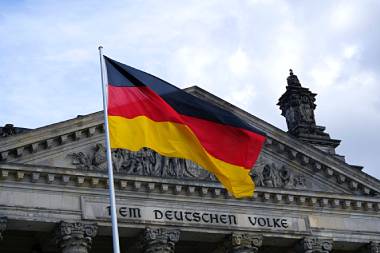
<box><xmin>69</xmin><ymin>144</ymin><xmax>216</xmax><ymax>181</ymax></box>
<box><xmin>251</xmin><ymin>155</ymin><xmax>307</xmax><ymax>189</ymax></box>
<box><xmin>69</xmin><ymin>144</ymin><xmax>309</xmax><ymax>189</ymax></box>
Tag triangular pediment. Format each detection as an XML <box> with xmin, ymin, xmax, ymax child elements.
<box><xmin>1</xmin><ymin>87</ymin><xmax>379</xmax><ymax>197</ymax></box>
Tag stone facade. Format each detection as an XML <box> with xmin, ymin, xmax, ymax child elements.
<box><xmin>0</xmin><ymin>75</ymin><xmax>379</xmax><ymax>252</ymax></box>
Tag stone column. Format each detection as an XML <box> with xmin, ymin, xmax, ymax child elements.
<box><xmin>139</xmin><ymin>227</ymin><xmax>180</xmax><ymax>253</ymax></box>
<box><xmin>0</xmin><ymin>217</ymin><xmax>7</xmax><ymax>240</ymax></box>
<box><xmin>296</xmin><ymin>237</ymin><xmax>333</xmax><ymax>253</ymax></box>
<box><xmin>367</xmin><ymin>242</ymin><xmax>380</xmax><ymax>253</ymax></box>
<box><xmin>224</xmin><ymin>232</ymin><xmax>263</xmax><ymax>253</ymax></box>
<box><xmin>55</xmin><ymin>221</ymin><xmax>98</xmax><ymax>253</ymax></box>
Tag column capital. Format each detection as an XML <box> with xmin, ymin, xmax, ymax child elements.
<box><xmin>55</xmin><ymin>221</ymin><xmax>98</xmax><ymax>253</ymax></box>
<box><xmin>368</xmin><ymin>241</ymin><xmax>380</xmax><ymax>253</ymax></box>
<box><xmin>140</xmin><ymin>227</ymin><xmax>180</xmax><ymax>253</ymax></box>
<box><xmin>225</xmin><ymin>232</ymin><xmax>263</xmax><ymax>253</ymax></box>
<box><xmin>0</xmin><ymin>217</ymin><xmax>7</xmax><ymax>240</ymax></box>
<box><xmin>297</xmin><ymin>237</ymin><xmax>333</xmax><ymax>253</ymax></box>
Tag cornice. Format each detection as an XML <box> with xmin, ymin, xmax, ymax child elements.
<box><xmin>1</xmin><ymin>163</ymin><xmax>379</xmax><ymax>214</ymax></box>
<box><xmin>0</xmin><ymin>113</ymin><xmax>104</xmax><ymax>161</ymax></box>
<box><xmin>0</xmin><ymin>112</ymin><xmax>102</xmax><ymax>154</ymax></box>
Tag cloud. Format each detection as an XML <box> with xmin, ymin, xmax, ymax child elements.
<box><xmin>330</xmin><ymin>2</ymin><xmax>357</xmax><ymax>30</ymax></box>
<box><xmin>228</xmin><ymin>48</ymin><xmax>251</xmax><ymax>76</ymax></box>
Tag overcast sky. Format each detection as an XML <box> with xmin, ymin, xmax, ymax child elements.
<box><xmin>0</xmin><ymin>0</ymin><xmax>379</xmax><ymax>179</ymax></box>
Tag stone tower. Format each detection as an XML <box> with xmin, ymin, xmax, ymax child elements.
<box><xmin>277</xmin><ymin>70</ymin><xmax>342</xmax><ymax>158</ymax></box>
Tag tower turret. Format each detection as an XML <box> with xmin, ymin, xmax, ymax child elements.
<box><xmin>277</xmin><ymin>70</ymin><xmax>342</xmax><ymax>157</ymax></box>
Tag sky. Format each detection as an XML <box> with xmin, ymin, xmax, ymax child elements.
<box><xmin>0</xmin><ymin>0</ymin><xmax>379</xmax><ymax>179</ymax></box>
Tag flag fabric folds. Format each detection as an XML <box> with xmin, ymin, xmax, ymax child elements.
<box><xmin>104</xmin><ymin>56</ymin><xmax>266</xmax><ymax>198</ymax></box>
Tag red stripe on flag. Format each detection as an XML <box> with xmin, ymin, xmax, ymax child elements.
<box><xmin>108</xmin><ymin>85</ymin><xmax>265</xmax><ymax>168</ymax></box>
<box><xmin>182</xmin><ymin>115</ymin><xmax>265</xmax><ymax>169</ymax></box>
<box><xmin>108</xmin><ymin>85</ymin><xmax>181</xmax><ymax>123</ymax></box>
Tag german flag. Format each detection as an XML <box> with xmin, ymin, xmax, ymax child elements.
<box><xmin>104</xmin><ymin>56</ymin><xmax>266</xmax><ymax>198</ymax></box>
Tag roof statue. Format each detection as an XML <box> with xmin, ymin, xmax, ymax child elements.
<box><xmin>286</xmin><ymin>69</ymin><xmax>302</xmax><ymax>87</ymax></box>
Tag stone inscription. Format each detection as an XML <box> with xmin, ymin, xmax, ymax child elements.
<box><xmin>83</xmin><ymin>198</ymin><xmax>307</xmax><ymax>232</ymax></box>
<box><xmin>153</xmin><ymin>209</ymin><xmax>237</xmax><ymax>225</ymax></box>
<box><xmin>248</xmin><ymin>216</ymin><xmax>288</xmax><ymax>229</ymax></box>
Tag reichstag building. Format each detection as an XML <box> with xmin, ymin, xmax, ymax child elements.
<box><xmin>0</xmin><ymin>71</ymin><xmax>379</xmax><ymax>252</ymax></box>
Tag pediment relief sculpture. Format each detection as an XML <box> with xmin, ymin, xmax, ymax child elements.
<box><xmin>69</xmin><ymin>144</ymin><xmax>216</xmax><ymax>181</ymax></box>
<box><xmin>68</xmin><ymin>144</ymin><xmax>308</xmax><ymax>189</ymax></box>
<box><xmin>251</xmin><ymin>154</ymin><xmax>307</xmax><ymax>189</ymax></box>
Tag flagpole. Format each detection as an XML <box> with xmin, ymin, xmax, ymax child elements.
<box><xmin>98</xmin><ymin>46</ymin><xmax>121</xmax><ymax>253</ymax></box>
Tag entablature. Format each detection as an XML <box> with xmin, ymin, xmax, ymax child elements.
<box><xmin>1</xmin><ymin>163</ymin><xmax>379</xmax><ymax>214</ymax></box>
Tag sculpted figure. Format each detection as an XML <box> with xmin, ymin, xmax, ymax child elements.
<box><xmin>122</xmin><ymin>150</ymin><xmax>144</xmax><ymax>175</ymax></box>
<box><xmin>142</xmin><ymin>148</ymin><xmax>161</xmax><ymax>176</ymax></box>
<box><xmin>278</xmin><ymin>166</ymin><xmax>293</xmax><ymax>188</ymax></box>
<box><xmin>164</xmin><ymin>157</ymin><xmax>181</xmax><ymax>177</ymax></box>
<box><xmin>173</xmin><ymin>158</ymin><xmax>186</xmax><ymax>178</ymax></box>
<box><xmin>262</xmin><ymin>164</ymin><xmax>278</xmax><ymax>187</ymax></box>
<box><xmin>147</xmin><ymin>149</ymin><xmax>162</xmax><ymax>176</ymax></box>
<box><xmin>70</xmin><ymin>152</ymin><xmax>92</xmax><ymax>170</ymax></box>
<box><xmin>1</xmin><ymin>124</ymin><xmax>16</xmax><ymax>137</ymax></box>
<box><xmin>112</xmin><ymin>149</ymin><xmax>124</xmax><ymax>172</ymax></box>
<box><xmin>183</xmin><ymin>159</ymin><xmax>215</xmax><ymax>180</ymax></box>
<box><xmin>93</xmin><ymin>144</ymin><xmax>107</xmax><ymax>170</ymax></box>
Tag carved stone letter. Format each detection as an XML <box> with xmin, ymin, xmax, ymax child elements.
<box><xmin>225</xmin><ymin>232</ymin><xmax>263</xmax><ymax>253</ymax></box>
<box><xmin>55</xmin><ymin>221</ymin><xmax>98</xmax><ymax>253</ymax></box>
<box><xmin>296</xmin><ymin>237</ymin><xmax>333</xmax><ymax>253</ymax></box>
<box><xmin>140</xmin><ymin>227</ymin><xmax>180</xmax><ymax>253</ymax></box>
<box><xmin>0</xmin><ymin>217</ymin><xmax>7</xmax><ymax>240</ymax></box>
